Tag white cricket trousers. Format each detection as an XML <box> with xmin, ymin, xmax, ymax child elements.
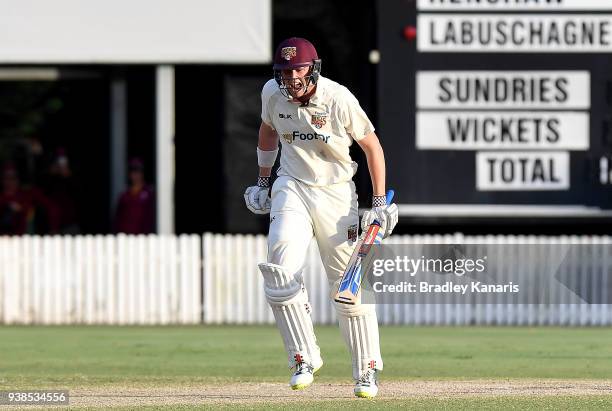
<box><xmin>267</xmin><ymin>175</ymin><xmax>384</xmax><ymax>379</ymax></box>
<box><xmin>268</xmin><ymin>175</ymin><xmax>358</xmax><ymax>282</ymax></box>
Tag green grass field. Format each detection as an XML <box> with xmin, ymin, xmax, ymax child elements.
<box><xmin>1</xmin><ymin>326</ymin><xmax>611</xmax><ymax>409</ymax></box>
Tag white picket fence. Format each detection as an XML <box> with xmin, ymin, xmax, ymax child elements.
<box><xmin>203</xmin><ymin>233</ymin><xmax>612</xmax><ymax>326</ymax></box>
<box><xmin>0</xmin><ymin>235</ymin><xmax>201</xmax><ymax>324</ymax></box>
<box><xmin>1</xmin><ymin>233</ymin><xmax>612</xmax><ymax>325</ymax></box>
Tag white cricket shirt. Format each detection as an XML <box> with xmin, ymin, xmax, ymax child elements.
<box><xmin>261</xmin><ymin>76</ymin><xmax>375</xmax><ymax>186</ymax></box>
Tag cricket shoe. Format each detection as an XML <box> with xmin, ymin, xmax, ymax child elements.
<box><xmin>354</xmin><ymin>369</ymin><xmax>378</xmax><ymax>398</ymax></box>
<box><xmin>290</xmin><ymin>355</ymin><xmax>323</xmax><ymax>390</ymax></box>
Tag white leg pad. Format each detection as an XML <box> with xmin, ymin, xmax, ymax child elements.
<box><xmin>335</xmin><ymin>302</ymin><xmax>383</xmax><ymax>380</ymax></box>
<box><xmin>259</xmin><ymin>263</ymin><xmax>322</xmax><ymax>368</ymax></box>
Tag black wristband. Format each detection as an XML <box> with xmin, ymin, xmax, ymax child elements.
<box><xmin>372</xmin><ymin>195</ymin><xmax>386</xmax><ymax>207</ymax></box>
<box><xmin>257</xmin><ymin>176</ymin><xmax>271</xmax><ymax>188</ymax></box>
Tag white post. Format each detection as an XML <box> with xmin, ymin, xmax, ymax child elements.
<box><xmin>156</xmin><ymin>65</ymin><xmax>175</xmax><ymax>234</ymax></box>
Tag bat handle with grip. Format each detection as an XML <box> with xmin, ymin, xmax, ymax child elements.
<box><xmin>385</xmin><ymin>189</ymin><xmax>395</xmax><ymax>204</ymax></box>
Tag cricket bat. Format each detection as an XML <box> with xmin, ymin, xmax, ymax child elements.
<box><xmin>334</xmin><ymin>190</ymin><xmax>394</xmax><ymax>305</ymax></box>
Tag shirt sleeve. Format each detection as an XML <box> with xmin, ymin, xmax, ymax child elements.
<box><xmin>260</xmin><ymin>79</ymin><xmax>277</xmax><ymax>129</ymax></box>
<box><xmin>339</xmin><ymin>87</ymin><xmax>375</xmax><ymax>141</ymax></box>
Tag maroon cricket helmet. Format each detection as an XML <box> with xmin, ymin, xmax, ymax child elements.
<box><xmin>273</xmin><ymin>37</ymin><xmax>319</xmax><ymax>69</ymax></box>
<box><xmin>273</xmin><ymin>37</ymin><xmax>322</xmax><ymax>98</ymax></box>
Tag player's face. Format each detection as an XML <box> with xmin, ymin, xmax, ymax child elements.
<box><xmin>280</xmin><ymin>66</ymin><xmax>311</xmax><ymax>98</ymax></box>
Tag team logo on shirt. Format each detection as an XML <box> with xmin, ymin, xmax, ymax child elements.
<box><xmin>311</xmin><ymin>113</ymin><xmax>327</xmax><ymax>129</ymax></box>
<box><xmin>281</xmin><ymin>47</ymin><xmax>297</xmax><ymax>60</ymax></box>
<box><xmin>281</xmin><ymin>131</ymin><xmax>331</xmax><ymax>144</ymax></box>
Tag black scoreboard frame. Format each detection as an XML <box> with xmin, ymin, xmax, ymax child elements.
<box><xmin>377</xmin><ymin>0</ymin><xmax>612</xmax><ymax>224</ymax></box>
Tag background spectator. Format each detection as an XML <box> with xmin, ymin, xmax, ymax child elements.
<box><xmin>113</xmin><ymin>158</ymin><xmax>155</xmax><ymax>234</ymax></box>
<box><xmin>43</xmin><ymin>148</ymin><xmax>80</xmax><ymax>234</ymax></box>
<box><xmin>0</xmin><ymin>162</ymin><xmax>59</xmax><ymax>235</ymax></box>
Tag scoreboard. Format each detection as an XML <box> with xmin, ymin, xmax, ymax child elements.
<box><xmin>378</xmin><ymin>0</ymin><xmax>612</xmax><ymax>218</ymax></box>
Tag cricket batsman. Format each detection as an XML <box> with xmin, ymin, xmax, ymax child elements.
<box><xmin>244</xmin><ymin>37</ymin><xmax>398</xmax><ymax>398</ymax></box>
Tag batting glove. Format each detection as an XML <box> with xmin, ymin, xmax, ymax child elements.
<box><xmin>361</xmin><ymin>195</ymin><xmax>399</xmax><ymax>238</ymax></box>
<box><xmin>244</xmin><ymin>176</ymin><xmax>271</xmax><ymax>214</ymax></box>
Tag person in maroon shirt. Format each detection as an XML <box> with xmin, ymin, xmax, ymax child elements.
<box><xmin>44</xmin><ymin>148</ymin><xmax>80</xmax><ymax>234</ymax></box>
<box><xmin>0</xmin><ymin>164</ymin><xmax>59</xmax><ymax>235</ymax></box>
<box><xmin>113</xmin><ymin>158</ymin><xmax>155</xmax><ymax>234</ymax></box>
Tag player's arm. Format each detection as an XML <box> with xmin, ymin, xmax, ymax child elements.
<box><xmin>356</xmin><ymin>131</ymin><xmax>398</xmax><ymax>238</ymax></box>
<box><xmin>258</xmin><ymin>121</ymin><xmax>279</xmax><ymax>178</ymax></box>
<box><xmin>355</xmin><ymin>131</ymin><xmax>386</xmax><ymax>197</ymax></box>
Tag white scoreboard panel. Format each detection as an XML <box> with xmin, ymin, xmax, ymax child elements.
<box><xmin>378</xmin><ymin>0</ymin><xmax>612</xmax><ymax>218</ymax></box>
